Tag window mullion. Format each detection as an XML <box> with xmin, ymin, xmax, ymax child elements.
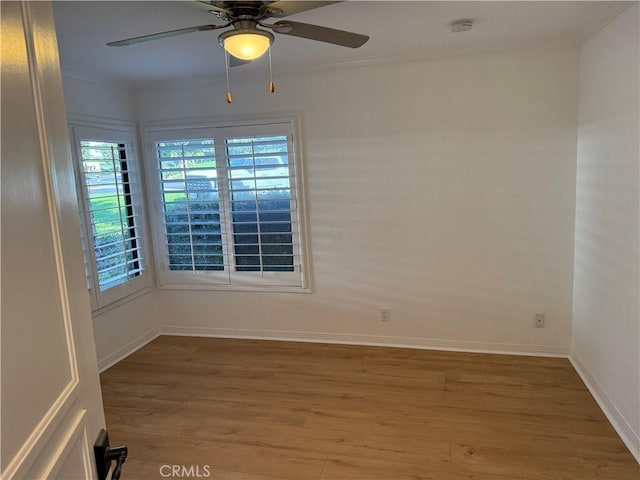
<box><xmin>179</xmin><ymin>144</ymin><xmax>197</xmax><ymax>273</ymax></box>
<box><xmin>287</xmin><ymin>135</ymin><xmax>302</xmax><ymax>273</ymax></box>
<box><xmin>215</xmin><ymin>131</ymin><xmax>234</xmax><ymax>280</ymax></box>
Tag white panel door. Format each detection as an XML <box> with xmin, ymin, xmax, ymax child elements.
<box><xmin>1</xmin><ymin>2</ymin><xmax>107</xmax><ymax>479</ymax></box>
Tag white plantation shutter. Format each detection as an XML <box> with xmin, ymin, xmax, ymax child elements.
<box><xmin>148</xmin><ymin>120</ymin><xmax>308</xmax><ymax>290</ymax></box>
<box><xmin>81</xmin><ymin>142</ymin><xmax>143</xmax><ymax>286</ymax></box>
<box><xmin>76</xmin><ymin>192</ymin><xmax>98</xmax><ymax>310</ymax></box>
<box><xmin>70</xmin><ymin>124</ymin><xmax>150</xmax><ymax>308</ymax></box>
<box><xmin>224</xmin><ymin>133</ymin><xmax>299</xmax><ymax>274</ymax></box>
<box><xmin>157</xmin><ymin>137</ymin><xmax>227</xmax><ymax>282</ymax></box>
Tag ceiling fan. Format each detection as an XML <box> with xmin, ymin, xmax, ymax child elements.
<box><xmin>107</xmin><ymin>1</ymin><xmax>369</xmax><ymax>63</ymax></box>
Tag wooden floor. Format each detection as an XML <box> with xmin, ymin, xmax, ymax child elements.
<box><xmin>101</xmin><ymin>336</ymin><xmax>639</xmax><ymax>480</ymax></box>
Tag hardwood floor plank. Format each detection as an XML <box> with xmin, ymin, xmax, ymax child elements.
<box><xmin>178</xmin><ymin>397</ymin><xmax>311</xmax><ymax>427</ymax></box>
<box><xmin>320</xmin><ymin>455</ymin><xmax>445</xmax><ymax>480</ymax></box>
<box><xmin>101</xmin><ymin>336</ymin><xmax>639</xmax><ymax>479</ymax></box>
<box><xmin>106</xmin><ymin>409</ymin><xmax>204</xmax><ymax>439</ymax></box>
<box><xmin>191</xmin><ymin>416</ymin><xmax>345</xmax><ymax>455</ymax></box>
<box><xmin>320</xmin><ymin>454</ymin><xmax>519</xmax><ymax>480</ymax></box>
<box><xmin>304</xmin><ymin>407</ymin><xmax>574</xmax><ymax>457</ymax></box>
<box><xmin>451</xmin><ymin>443</ymin><xmax>639</xmax><ymax>479</ymax></box>
<box><xmin>111</xmin><ymin>431</ymin><xmax>327</xmax><ymax>480</ymax></box>
<box><xmin>567</xmin><ymin>432</ymin><xmax>640</xmax><ymax>463</ymax></box>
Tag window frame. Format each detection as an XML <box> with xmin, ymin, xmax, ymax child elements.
<box><xmin>144</xmin><ymin>116</ymin><xmax>311</xmax><ymax>292</ymax></box>
<box><xmin>69</xmin><ymin>121</ymin><xmax>152</xmax><ymax>310</ymax></box>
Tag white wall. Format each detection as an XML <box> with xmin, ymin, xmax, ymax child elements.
<box><xmin>137</xmin><ymin>48</ymin><xmax>579</xmax><ymax>355</ymax></box>
<box><xmin>61</xmin><ymin>74</ymin><xmax>159</xmax><ymax>369</ymax></box>
<box><xmin>571</xmin><ymin>4</ymin><xmax>640</xmax><ymax>461</ymax></box>
<box><xmin>91</xmin><ymin>292</ymin><xmax>159</xmax><ymax>371</ymax></box>
<box><xmin>61</xmin><ymin>74</ymin><xmax>137</xmax><ymax>120</ymax></box>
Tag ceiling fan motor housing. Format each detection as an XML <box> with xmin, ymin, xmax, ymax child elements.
<box><xmin>210</xmin><ymin>1</ymin><xmax>281</xmax><ymax>21</ymax></box>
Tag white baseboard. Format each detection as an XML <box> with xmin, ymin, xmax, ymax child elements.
<box><xmin>98</xmin><ymin>327</ymin><xmax>160</xmax><ymax>373</ymax></box>
<box><xmin>570</xmin><ymin>354</ymin><xmax>640</xmax><ymax>464</ymax></box>
<box><xmin>158</xmin><ymin>325</ymin><xmax>568</xmax><ymax>357</ymax></box>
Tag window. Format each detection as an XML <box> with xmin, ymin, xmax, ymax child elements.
<box><xmin>70</xmin><ymin>124</ymin><xmax>149</xmax><ymax>309</ymax></box>
<box><xmin>147</xmin><ymin>119</ymin><xmax>309</xmax><ymax>290</ymax></box>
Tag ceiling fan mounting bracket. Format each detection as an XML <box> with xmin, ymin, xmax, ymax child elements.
<box><xmin>107</xmin><ymin>1</ymin><xmax>369</xmax><ymax>53</ymax></box>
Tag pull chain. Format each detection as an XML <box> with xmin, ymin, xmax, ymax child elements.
<box><xmin>224</xmin><ymin>50</ymin><xmax>233</xmax><ymax>103</ymax></box>
<box><xmin>268</xmin><ymin>45</ymin><xmax>275</xmax><ymax>93</ymax></box>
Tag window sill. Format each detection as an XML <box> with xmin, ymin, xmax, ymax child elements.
<box><xmin>157</xmin><ymin>284</ymin><xmax>311</xmax><ymax>294</ymax></box>
<box><xmin>91</xmin><ymin>285</ymin><xmax>154</xmax><ymax>317</ymax></box>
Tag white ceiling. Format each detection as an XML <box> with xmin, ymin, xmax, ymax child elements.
<box><xmin>53</xmin><ymin>1</ymin><xmax>630</xmax><ymax>87</ymax></box>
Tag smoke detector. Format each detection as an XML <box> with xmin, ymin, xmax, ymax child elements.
<box><xmin>451</xmin><ymin>19</ymin><xmax>473</xmax><ymax>33</ymax></box>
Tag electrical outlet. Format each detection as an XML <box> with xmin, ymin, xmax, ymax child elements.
<box><xmin>534</xmin><ymin>313</ymin><xmax>545</xmax><ymax>328</ymax></box>
<box><xmin>380</xmin><ymin>308</ymin><xmax>390</xmax><ymax>322</ymax></box>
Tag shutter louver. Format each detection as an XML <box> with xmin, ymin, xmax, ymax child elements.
<box><xmin>79</xmin><ymin>141</ymin><xmax>143</xmax><ymax>291</ymax></box>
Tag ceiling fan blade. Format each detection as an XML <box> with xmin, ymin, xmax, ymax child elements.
<box><xmin>266</xmin><ymin>1</ymin><xmax>342</xmax><ymax>17</ymax></box>
<box><xmin>107</xmin><ymin>24</ymin><xmax>227</xmax><ymax>47</ymax></box>
<box><xmin>229</xmin><ymin>56</ymin><xmax>251</xmax><ymax>68</ymax></box>
<box><xmin>272</xmin><ymin>20</ymin><xmax>368</xmax><ymax>48</ymax></box>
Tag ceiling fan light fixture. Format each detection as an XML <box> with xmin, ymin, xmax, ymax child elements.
<box><xmin>222</xmin><ymin>31</ymin><xmax>273</xmax><ymax>60</ymax></box>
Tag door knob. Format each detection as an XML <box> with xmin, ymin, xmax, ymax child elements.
<box><xmin>94</xmin><ymin>429</ymin><xmax>128</xmax><ymax>480</ymax></box>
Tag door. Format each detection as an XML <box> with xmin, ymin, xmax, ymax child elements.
<box><xmin>1</xmin><ymin>2</ymin><xmax>106</xmax><ymax>479</ymax></box>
